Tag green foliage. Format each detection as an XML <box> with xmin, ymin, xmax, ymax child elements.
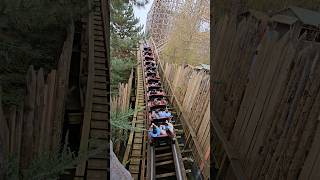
<box><xmin>130</xmin><ymin>0</ymin><xmax>149</xmax><ymax>7</ymax></box>
<box><xmin>5</xmin><ymin>146</ymin><xmax>77</xmax><ymax>180</ymax></box>
<box><xmin>110</xmin><ymin>0</ymin><xmax>143</xmax><ymax>99</ymax></box>
<box><xmin>111</xmin><ymin>58</ymin><xmax>136</xmax><ymax>95</ymax></box>
<box><xmin>111</xmin><ymin>106</ymin><xmax>145</xmax><ymax>144</ymax></box>
<box><xmin>110</xmin><ymin>1</ymin><xmax>143</xmax><ymax>59</ymax></box>
<box><xmin>111</xmin><ymin>2</ymin><xmax>143</xmax><ymax>39</ymax></box>
<box><xmin>162</xmin><ymin>0</ymin><xmax>210</xmax><ymax>65</ymax></box>
<box><xmin>5</xmin><ymin>137</ymin><xmax>107</xmax><ymax>180</ymax></box>
<box><xmin>5</xmin><ymin>154</ymin><xmax>19</xmax><ymax>180</ymax></box>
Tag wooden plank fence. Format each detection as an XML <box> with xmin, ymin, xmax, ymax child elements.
<box><xmin>0</xmin><ymin>24</ymin><xmax>74</xmax><ymax>172</ymax></box>
<box><xmin>151</xmin><ymin>38</ymin><xmax>210</xmax><ymax>179</ymax></box>
<box><xmin>111</xmin><ymin>69</ymin><xmax>134</xmax><ymax>112</ymax></box>
<box><xmin>212</xmin><ymin>16</ymin><xmax>320</xmax><ymax>180</ymax></box>
<box><xmin>111</xmin><ymin>68</ymin><xmax>134</xmax><ymax>156</ymax></box>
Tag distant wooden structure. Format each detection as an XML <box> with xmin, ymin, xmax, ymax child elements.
<box><xmin>146</xmin><ymin>0</ymin><xmax>183</xmax><ymax>47</ymax></box>
<box><xmin>238</xmin><ymin>9</ymin><xmax>269</xmax><ymax>24</ymax></box>
<box><xmin>270</xmin><ymin>6</ymin><xmax>320</xmax><ymax>41</ymax></box>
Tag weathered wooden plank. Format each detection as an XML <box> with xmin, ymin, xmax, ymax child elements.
<box><xmin>20</xmin><ymin>66</ymin><xmax>37</xmax><ymax>169</ymax></box>
<box><xmin>92</xmin><ymin>112</ymin><xmax>108</xmax><ymax>120</ymax></box>
<box><xmin>87</xmin><ymin>159</ymin><xmax>108</xmax><ymax>170</ymax></box>
<box><xmin>8</xmin><ymin>106</ymin><xmax>16</xmax><ymax>153</ymax></box>
<box><xmin>0</xmin><ymin>87</ymin><xmax>9</xmax><ymax>177</ymax></box>
<box><xmin>14</xmin><ymin>105</ymin><xmax>23</xmax><ymax>162</ymax></box>
<box><xmin>93</xmin><ymin>89</ymin><xmax>108</xmax><ymax>97</ymax></box>
<box><xmin>90</xmin><ymin>129</ymin><xmax>108</xmax><ymax>139</ymax></box>
<box><xmin>75</xmin><ymin>4</ymin><xmax>96</xmax><ymax>176</ymax></box>
<box><xmin>87</xmin><ymin>170</ymin><xmax>107</xmax><ymax>179</ymax></box>
<box><xmin>53</xmin><ymin>23</ymin><xmax>75</xmax><ymax>149</ymax></box>
<box><xmin>34</xmin><ymin>68</ymin><xmax>44</xmax><ymax>156</ymax></box>
<box><xmin>91</xmin><ymin>120</ymin><xmax>108</xmax><ymax>129</ymax></box>
<box><xmin>92</xmin><ymin>97</ymin><xmax>108</xmax><ymax>104</ymax></box>
<box><xmin>43</xmin><ymin>70</ymin><xmax>56</xmax><ymax>152</ymax></box>
<box><xmin>94</xmin><ymin>75</ymin><xmax>107</xmax><ymax>83</ymax></box>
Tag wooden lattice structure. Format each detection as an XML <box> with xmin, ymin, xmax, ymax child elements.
<box><xmin>146</xmin><ymin>0</ymin><xmax>183</xmax><ymax>48</ymax></box>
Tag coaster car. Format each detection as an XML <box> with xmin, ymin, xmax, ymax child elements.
<box><xmin>147</xmin><ymin>91</ymin><xmax>165</xmax><ymax>99</ymax></box>
<box><xmin>144</xmin><ymin>50</ymin><xmax>153</xmax><ymax>55</ymax></box>
<box><xmin>144</xmin><ymin>55</ymin><xmax>154</xmax><ymax>60</ymax></box>
<box><xmin>148</xmin><ymin>113</ymin><xmax>171</xmax><ymax>123</ymax></box>
<box><xmin>146</xmin><ymin>77</ymin><xmax>160</xmax><ymax>84</ymax></box>
<box><xmin>145</xmin><ymin>71</ymin><xmax>157</xmax><ymax>77</ymax></box>
<box><xmin>148</xmin><ymin>100</ymin><xmax>167</xmax><ymax>110</ymax></box>
<box><xmin>148</xmin><ymin>129</ymin><xmax>176</xmax><ymax>145</ymax></box>
<box><xmin>145</xmin><ymin>66</ymin><xmax>156</xmax><ymax>71</ymax></box>
<box><xmin>147</xmin><ymin>85</ymin><xmax>162</xmax><ymax>91</ymax></box>
<box><xmin>144</xmin><ymin>61</ymin><xmax>155</xmax><ymax>66</ymax></box>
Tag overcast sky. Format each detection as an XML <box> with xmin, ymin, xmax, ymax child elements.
<box><xmin>133</xmin><ymin>0</ymin><xmax>154</xmax><ymax>32</ymax></box>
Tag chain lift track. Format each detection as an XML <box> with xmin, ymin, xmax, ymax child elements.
<box><xmin>141</xmin><ymin>43</ymin><xmax>187</xmax><ymax>180</ymax></box>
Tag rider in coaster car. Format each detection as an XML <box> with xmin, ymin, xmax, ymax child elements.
<box><xmin>158</xmin><ymin>110</ymin><xmax>166</xmax><ymax>118</ymax></box>
<box><xmin>148</xmin><ymin>123</ymin><xmax>161</xmax><ymax>143</ymax></box>
<box><xmin>160</xmin><ymin>120</ymin><xmax>175</xmax><ymax>138</ymax></box>
<box><xmin>163</xmin><ymin>108</ymin><xmax>172</xmax><ymax>118</ymax></box>
<box><xmin>151</xmin><ymin>110</ymin><xmax>160</xmax><ymax>119</ymax></box>
<box><xmin>154</xmin><ymin>98</ymin><xmax>161</xmax><ymax>105</ymax></box>
<box><xmin>160</xmin><ymin>97</ymin><xmax>167</xmax><ymax>104</ymax></box>
<box><xmin>150</xmin><ymin>89</ymin><xmax>156</xmax><ymax>94</ymax></box>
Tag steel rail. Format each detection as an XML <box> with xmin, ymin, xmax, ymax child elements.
<box><xmin>172</xmin><ymin>142</ymin><xmax>184</xmax><ymax>180</ymax></box>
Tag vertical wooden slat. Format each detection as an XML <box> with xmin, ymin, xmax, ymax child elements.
<box><xmin>15</xmin><ymin>105</ymin><xmax>23</xmax><ymax>164</ymax></box>
<box><xmin>38</xmin><ymin>82</ymin><xmax>48</xmax><ymax>154</ymax></box>
<box><xmin>46</xmin><ymin>70</ymin><xmax>57</xmax><ymax>151</ymax></box>
<box><xmin>34</xmin><ymin>68</ymin><xmax>44</xmax><ymax>157</ymax></box>
<box><xmin>0</xmin><ymin>87</ymin><xmax>9</xmax><ymax>178</ymax></box>
<box><xmin>20</xmin><ymin>66</ymin><xmax>37</xmax><ymax>169</ymax></box>
<box><xmin>9</xmin><ymin>106</ymin><xmax>17</xmax><ymax>153</ymax></box>
<box><xmin>52</xmin><ymin>24</ymin><xmax>75</xmax><ymax>149</ymax></box>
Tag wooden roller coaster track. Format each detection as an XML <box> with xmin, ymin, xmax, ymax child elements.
<box><xmin>74</xmin><ymin>0</ymin><xmax>109</xmax><ymax>179</ymax></box>
<box><xmin>122</xmin><ymin>54</ymin><xmax>147</xmax><ymax>180</ymax></box>
<box><xmin>122</xmin><ymin>42</ymin><xmax>192</xmax><ymax>179</ymax></box>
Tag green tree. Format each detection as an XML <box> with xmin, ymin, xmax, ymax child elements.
<box><xmin>111</xmin><ymin>1</ymin><xmax>143</xmax><ymax>59</ymax></box>
<box><xmin>162</xmin><ymin>0</ymin><xmax>210</xmax><ymax>65</ymax></box>
<box><xmin>110</xmin><ymin>1</ymin><xmax>144</xmax><ymax>94</ymax></box>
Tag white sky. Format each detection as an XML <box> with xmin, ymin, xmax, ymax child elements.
<box><xmin>133</xmin><ymin>0</ymin><xmax>154</xmax><ymax>32</ymax></box>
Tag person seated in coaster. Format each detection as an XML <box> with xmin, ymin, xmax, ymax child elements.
<box><xmin>159</xmin><ymin>121</ymin><xmax>174</xmax><ymax>138</ymax></box>
<box><xmin>153</xmin><ymin>98</ymin><xmax>161</xmax><ymax>105</ymax></box>
<box><xmin>163</xmin><ymin>109</ymin><xmax>172</xmax><ymax>118</ymax></box>
<box><xmin>158</xmin><ymin>110</ymin><xmax>166</xmax><ymax>118</ymax></box>
<box><xmin>149</xmin><ymin>69</ymin><xmax>155</xmax><ymax>74</ymax></box>
<box><xmin>159</xmin><ymin>124</ymin><xmax>167</xmax><ymax>135</ymax></box>
<box><xmin>164</xmin><ymin>120</ymin><xmax>175</xmax><ymax>138</ymax></box>
<box><xmin>164</xmin><ymin>120</ymin><xmax>174</xmax><ymax>132</ymax></box>
<box><xmin>160</xmin><ymin>97</ymin><xmax>167</xmax><ymax>104</ymax></box>
<box><xmin>148</xmin><ymin>123</ymin><xmax>160</xmax><ymax>141</ymax></box>
<box><xmin>150</xmin><ymin>83</ymin><xmax>156</xmax><ymax>87</ymax></box>
<box><xmin>151</xmin><ymin>110</ymin><xmax>160</xmax><ymax>119</ymax></box>
<box><xmin>150</xmin><ymin>89</ymin><xmax>156</xmax><ymax>94</ymax></box>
